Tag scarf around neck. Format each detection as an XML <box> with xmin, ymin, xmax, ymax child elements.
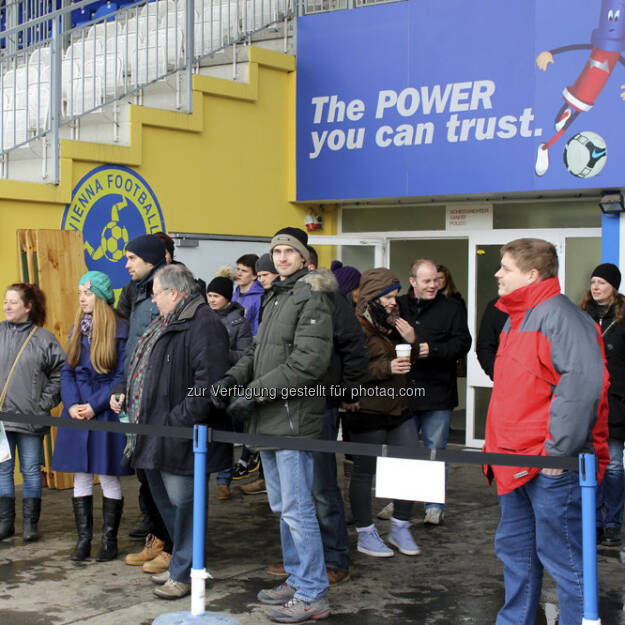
<box><xmin>126</xmin><ymin>293</ymin><xmax>197</xmax><ymax>431</ymax></box>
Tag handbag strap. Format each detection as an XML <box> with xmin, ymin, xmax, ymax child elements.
<box><xmin>0</xmin><ymin>326</ymin><xmax>37</xmax><ymax>411</ymax></box>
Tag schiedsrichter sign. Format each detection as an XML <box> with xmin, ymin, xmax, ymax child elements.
<box><xmin>296</xmin><ymin>0</ymin><xmax>625</xmax><ymax>200</ymax></box>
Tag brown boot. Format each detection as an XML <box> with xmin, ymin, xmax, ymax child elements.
<box><xmin>142</xmin><ymin>551</ymin><xmax>171</xmax><ymax>574</ymax></box>
<box><xmin>124</xmin><ymin>533</ymin><xmax>164</xmax><ymax>566</ymax></box>
<box><xmin>217</xmin><ymin>484</ymin><xmax>231</xmax><ymax>501</ymax></box>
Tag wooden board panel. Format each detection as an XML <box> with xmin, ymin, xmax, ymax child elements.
<box><xmin>17</xmin><ymin>229</ymin><xmax>88</xmax><ymax>490</ymax></box>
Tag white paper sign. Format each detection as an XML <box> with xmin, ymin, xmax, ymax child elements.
<box><xmin>0</xmin><ymin>422</ymin><xmax>10</xmax><ymax>464</ymax></box>
<box><xmin>375</xmin><ymin>457</ymin><xmax>445</xmax><ymax>503</ymax></box>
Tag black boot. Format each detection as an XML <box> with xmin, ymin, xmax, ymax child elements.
<box><xmin>23</xmin><ymin>497</ymin><xmax>41</xmax><ymax>542</ymax></box>
<box><xmin>0</xmin><ymin>497</ymin><xmax>15</xmax><ymax>540</ymax></box>
<box><xmin>70</xmin><ymin>496</ymin><xmax>93</xmax><ymax>561</ymax></box>
<box><xmin>96</xmin><ymin>497</ymin><xmax>123</xmax><ymax>562</ymax></box>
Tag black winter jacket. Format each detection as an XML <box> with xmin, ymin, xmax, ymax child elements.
<box><xmin>585</xmin><ymin>300</ymin><xmax>625</xmax><ymax>440</ymax></box>
<box><xmin>130</xmin><ymin>297</ymin><xmax>232</xmax><ymax>475</ymax></box>
<box><xmin>476</xmin><ymin>298</ymin><xmax>509</xmax><ymax>381</ymax></box>
<box><xmin>322</xmin><ymin>275</ymin><xmax>369</xmax><ymax>405</ymax></box>
<box><xmin>213</xmin><ymin>301</ymin><xmax>253</xmax><ymax>365</ymax></box>
<box><xmin>398</xmin><ymin>290</ymin><xmax>472</xmax><ymax>410</ymax></box>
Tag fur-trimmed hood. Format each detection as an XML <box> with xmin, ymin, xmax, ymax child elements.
<box><xmin>300</xmin><ymin>268</ymin><xmax>338</xmax><ymax>293</ymax></box>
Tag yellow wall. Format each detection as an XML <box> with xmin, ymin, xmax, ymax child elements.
<box><xmin>0</xmin><ymin>46</ymin><xmax>338</xmax><ymax>293</ymax></box>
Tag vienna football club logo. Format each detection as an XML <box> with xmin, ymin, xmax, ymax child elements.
<box><xmin>61</xmin><ymin>165</ymin><xmax>166</xmax><ymax>292</ymax></box>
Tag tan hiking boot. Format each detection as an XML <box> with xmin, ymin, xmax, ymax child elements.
<box><xmin>142</xmin><ymin>551</ymin><xmax>171</xmax><ymax>574</ymax></box>
<box><xmin>124</xmin><ymin>534</ymin><xmax>164</xmax><ymax>566</ymax></box>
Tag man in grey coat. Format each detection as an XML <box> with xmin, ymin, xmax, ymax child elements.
<box><xmin>213</xmin><ymin>227</ymin><xmax>334</xmax><ymax>623</ymax></box>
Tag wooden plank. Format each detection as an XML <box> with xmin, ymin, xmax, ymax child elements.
<box><xmin>16</xmin><ymin>230</ymin><xmax>88</xmax><ymax>490</ymax></box>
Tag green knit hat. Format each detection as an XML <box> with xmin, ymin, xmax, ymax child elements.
<box><xmin>80</xmin><ymin>271</ymin><xmax>115</xmax><ymax>305</ymax></box>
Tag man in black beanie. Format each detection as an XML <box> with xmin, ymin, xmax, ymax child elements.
<box><xmin>212</xmin><ymin>226</ymin><xmax>334</xmax><ymax>622</ymax></box>
<box><xmin>110</xmin><ymin>234</ymin><xmax>173</xmax><ymax>573</ymax></box>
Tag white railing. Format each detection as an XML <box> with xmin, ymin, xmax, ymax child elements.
<box><xmin>0</xmin><ymin>0</ymin><xmax>400</xmax><ymax>181</ymax></box>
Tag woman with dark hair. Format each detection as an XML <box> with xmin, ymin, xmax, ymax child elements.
<box><xmin>52</xmin><ymin>271</ymin><xmax>131</xmax><ymax>562</ymax></box>
<box><xmin>344</xmin><ymin>268</ymin><xmax>420</xmax><ymax>558</ymax></box>
<box><xmin>580</xmin><ymin>263</ymin><xmax>625</xmax><ymax>547</ymax></box>
<box><xmin>436</xmin><ymin>264</ymin><xmax>467</xmax><ymax>316</ymax></box>
<box><xmin>0</xmin><ymin>283</ymin><xmax>65</xmax><ymax>542</ymax></box>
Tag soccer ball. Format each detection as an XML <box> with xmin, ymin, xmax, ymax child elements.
<box><xmin>563</xmin><ymin>131</ymin><xmax>607</xmax><ymax>178</ymax></box>
<box><xmin>100</xmin><ymin>221</ymin><xmax>129</xmax><ymax>262</ymax></box>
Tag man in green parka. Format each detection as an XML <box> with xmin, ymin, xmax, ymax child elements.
<box><xmin>213</xmin><ymin>226</ymin><xmax>335</xmax><ymax>623</ymax></box>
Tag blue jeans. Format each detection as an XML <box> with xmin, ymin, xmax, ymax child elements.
<box><xmin>145</xmin><ymin>470</ymin><xmax>195</xmax><ymax>583</ymax></box>
<box><xmin>0</xmin><ymin>432</ymin><xmax>43</xmax><ymax>498</ymax></box>
<box><xmin>261</xmin><ymin>449</ymin><xmax>329</xmax><ymax>602</ymax></box>
<box><xmin>495</xmin><ymin>472</ymin><xmax>583</xmax><ymax>625</ymax></box>
<box><xmin>311</xmin><ymin>407</ymin><xmax>350</xmax><ymax>572</ymax></box>
<box><xmin>597</xmin><ymin>437</ymin><xmax>625</xmax><ymax>530</ymax></box>
<box><xmin>413</xmin><ymin>409</ymin><xmax>452</xmax><ymax>510</ymax></box>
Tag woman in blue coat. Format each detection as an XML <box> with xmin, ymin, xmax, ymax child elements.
<box><xmin>52</xmin><ymin>271</ymin><xmax>131</xmax><ymax>562</ymax></box>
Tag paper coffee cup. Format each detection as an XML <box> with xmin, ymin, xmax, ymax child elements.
<box><xmin>395</xmin><ymin>344</ymin><xmax>411</xmax><ymax>358</ymax></box>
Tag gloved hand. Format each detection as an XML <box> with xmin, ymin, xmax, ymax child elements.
<box><xmin>226</xmin><ymin>394</ymin><xmax>257</xmax><ymax>425</ymax></box>
<box><xmin>209</xmin><ymin>375</ymin><xmax>237</xmax><ymax>411</ymax></box>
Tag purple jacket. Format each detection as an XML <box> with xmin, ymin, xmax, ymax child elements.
<box><xmin>232</xmin><ymin>280</ymin><xmax>265</xmax><ymax>336</ymax></box>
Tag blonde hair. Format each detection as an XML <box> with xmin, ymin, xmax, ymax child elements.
<box><xmin>67</xmin><ymin>296</ymin><xmax>118</xmax><ymax>373</ymax></box>
<box><xmin>500</xmin><ymin>238</ymin><xmax>558</xmax><ymax>280</ymax></box>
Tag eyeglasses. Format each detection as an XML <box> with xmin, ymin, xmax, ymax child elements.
<box><xmin>151</xmin><ymin>288</ymin><xmax>170</xmax><ymax>300</ymax></box>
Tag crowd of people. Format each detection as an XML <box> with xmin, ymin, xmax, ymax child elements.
<box><xmin>0</xmin><ymin>228</ymin><xmax>618</xmax><ymax>624</ymax></box>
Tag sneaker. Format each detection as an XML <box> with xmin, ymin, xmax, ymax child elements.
<box><xmin>247</xmin><ymin>452</ymin><xmax>261</xmax><ymax>474</ymax></box>
<box><xmin>241</xmin><ymin>478</ymin><xmax>267</xmax><ymax>495</ymax></box>
<box><xmin>257</xmin><ymin>583</ymin><xmax>297</xmax><ymax>606</ymax></box>
<box><xmin>217</xmin><ymin>484</ymin><xmax>231</xmax><ymax>501</ymax></box>
<box><xmin>151</xmin><ymin>571</ymin><xmax>170</xmax><ymax>585</ymax></box>
<box><xmin>125</xmin><ymin>534</ymin><xmax>164</xmax><ymax>566</ymax></box>
<box><xmin>356</xmin><ymin>525</ymin><xmax>394</xmax><ymax>558</ymax></box>
<box><xmin>267</xmin><ymin>562</ymin><xmax>288</xmax><ymax>577</ymax></box>
<box><xmin>377</xmin><ymin>502</ymin><xmax>393</xmax><ymax>520</ymax></box>
<box><xmin>142</xmin><ymin>551</ymin><xmax>171</xmax><ymax>574</ymax></box>
<box><xmin>389</xmin><ymin>518</ymin><xmax>421</xmax><ymax>556</ymax></box>
<box><xmin>267</xmin><ymin>596</ymin><xmax>331</xmax><ymax>623</ymax></box>
<box><xmin>129</xmin><ymin>515</ymin><xmax>151</xmax><ymax>540</ymax></box>
<box><xmin>535</xmin><ymin>144</ymin><xmax>549</xmax><ymax>177</ymax></box>
<box><xmin>232</xmin><ymin>462</ymin><xmax>249</xmax><ymax>480</ymax></box>
<box><xmin>602</xmin><ymin>527</ymin><xmax>622</xmax><ymax>547</ymax></box>
<box><xmin>326</xmin><ymin>568</ymin><xmax>350</xmax><ymax>586</ymax></box>
<box><xmin>153</xmin><ymin>578</ymin><xmax>191</xmax><ymax>600</ymax></box>
<box><xmin>424</xmin><ymin>508</ymin><xmax>444</xmax><ymax>526</ymax></box>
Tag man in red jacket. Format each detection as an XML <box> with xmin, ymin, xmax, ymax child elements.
<box><xmin>485</xmin><ymin>238</ymin><xmax>609</xmax><ymax>625</ymax></box>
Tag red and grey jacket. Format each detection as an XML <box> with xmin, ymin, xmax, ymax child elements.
<box><xmin>484</xmin><ymin>277</ymin><xmax>609</xmax><ymax>495</ymax></box>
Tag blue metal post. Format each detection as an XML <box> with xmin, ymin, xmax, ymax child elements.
<box><xmin>580</xmin><ymin>453</ymin><xmax>601</xmax><ymax>625</ymax></box>
<box><xmin>191</xmin><ymin>424</ymin><xmax>210</xmax><ymax>616</ymax></box>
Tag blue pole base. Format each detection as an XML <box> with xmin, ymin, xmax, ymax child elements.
<box><xmin>152</xmin><ymin>612</ymin><xmax>241</xmax><ymax>625</ymax></box>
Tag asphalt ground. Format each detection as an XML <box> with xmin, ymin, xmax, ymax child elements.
<box><xmin>2</xmin><ymin>450</ymin><xmax>625</xmax><ymax>625</ymax></box>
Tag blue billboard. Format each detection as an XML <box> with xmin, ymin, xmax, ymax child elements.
<box><xmin>296</xmin><ymin>0</ymin><xmax>625</xmax><ymax>200</ymax></box>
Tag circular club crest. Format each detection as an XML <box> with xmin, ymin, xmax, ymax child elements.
<box><xmin>61</xmin><ymin>165</ymin><xmax>165</xmax><ymax>290</ymax></box>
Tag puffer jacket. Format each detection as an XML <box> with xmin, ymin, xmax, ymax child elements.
<box><xmin>213</xmin><ymin>301</ymin><xmax>253</xmax><ymax>365</ymax></box>
<box><xmin>227</xmin><ymin>268</ymin><xmax>334</xmax><ymax>439</ymax></box>
<box><xmin>0</xmin><ymin>320</ymin><xmax>65</xmax><ymax>434</ymax></box>
<box><xmin>484</xmin><ymin>278</ymin><xmax>609</xmax><ymax>495</ymax></box>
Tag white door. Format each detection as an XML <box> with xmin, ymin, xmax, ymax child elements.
<box><xmin>465</xmin><ymin>230</ymin><xmax>565</xmax><ymax>447</ymax></box>
<box><xmin>465</xmin><ymin>228</ymin><xmax>601</xmax><ymax>447</ymax></box>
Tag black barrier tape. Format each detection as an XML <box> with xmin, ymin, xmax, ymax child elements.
<box><xmin>1</xmin><ymin>412</ymin><xmax>579</xmax><ymax>471</ymax></box>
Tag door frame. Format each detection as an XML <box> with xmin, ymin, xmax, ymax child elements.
<box><xmin>465</xmin><ymin>228</ymin><xmax>601</xmax><ymax>447</ymax></box>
